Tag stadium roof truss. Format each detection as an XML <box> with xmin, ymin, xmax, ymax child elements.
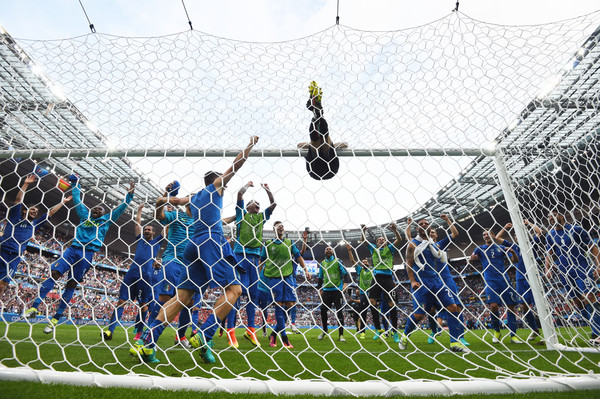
<box><xmin>1</xmin><ymin>24</ymin><xmax>599</xmax><ymax>240</ymax></box>
<box><xmin>0</xmin><ymin>31</ymin><xmax>163</xmax><ymax>212</ymax></box>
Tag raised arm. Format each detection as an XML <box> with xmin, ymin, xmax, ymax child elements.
<box><xmin>544</xmin><ymin>248</ymin><xmax>555</xmax><ymax>278</ymax></box>
<box><xmin>214</xmin><ymin>136</ymin><xmax>259</xmax><ymax>195</ymax></box>
<box><xmin>389</xmin><ymin>222</ymin><xmax>402</xmax><ymax>246</ymax></box>
<box><xmin>134</xmin><ymin>203</ymin><xmax>144</xmax><ymax>236</ymax></box>
<box><xmin>299</xmin><ymin>230</ymin><xmax>309</xmax><ymax>256</ymax></box>
<box><xmin>360</xmin><ymin>224</ymin><xmax>368</xmax><ymax>244</ymax></box>
<box><xmin>590</xmin><ymin>244</ymin><xmax>600</xmax><ymax>279</ymax></box>
<box><xmin>405</xmin><ymin>217</ymin><xmax>413</xmax><ymax>241</ymax></box>
<box><xmin>262</xmin><ymin>183</ymin><xmax>277</xmax><ymax>214</ymax></box>
<box><xmin>507</xmin><ymin>248</ymin><xmax>519</xmax><ymax>263</ymax></box>
<box><xmin>48</xmin><ymin>195</ymin><xmax>72</xmax><ymax>218</ymax></box>
<box><xmin>237</xmin><ymin>181</ymin><xmax>253</xmax><ymax>203</ymax></box>
<box><xmin>524</xmin><ymin>219</ymin><xmax>543</xmax><ymax>237</ymax></box>
<box><xmin>110</xmin><ymin>182</ymin><xmax>135</xmax><ymax>222</ymax></box>
<box><xmin>71</xmin><ymin>178</ymin><xmax>90</xmax><ymax>221</ymax></box>
<box><xmin>441</xmin><ymin>214</ymin><xmax>459</xmax><ymax>239</ymax></box>
<box><xmin>495</xmin><ymin>223</ymin><xmax>512</xmax><ymax>242</ymax></box>
<box><xmin>15</xmin><ymin>175</ymin><xmax>37</xmax><ymax>205</ymax></box>
<box><xmin>346</xmin><ymin>243</ymin><xmax>357</xmax><ymax>265</ymax></box>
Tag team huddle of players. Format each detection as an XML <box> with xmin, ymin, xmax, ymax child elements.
<box><xmin>2</xmin><ymin>83</ymin><xmax>600</xmax><ymax>364</ymax></box>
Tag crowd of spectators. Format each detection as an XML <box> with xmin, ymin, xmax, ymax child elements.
<box><xmin>0</xmin><ymin>222</ymin><xmax>582</xmax><ymax>333</ymax></box>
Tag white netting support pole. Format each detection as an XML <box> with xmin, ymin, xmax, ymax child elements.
<box><xmin>492</xmin><ymin>146</ymin><xmax>558</xmax><ymax>349</ymax></box>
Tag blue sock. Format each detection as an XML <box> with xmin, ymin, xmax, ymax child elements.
<box><xmin>290</xmin><ymin>304</ymin><xmax>297</xmax><ymax>324</ymax></box>
<box><xmin>275</xmin><ymin>306</ymin><xmax>286</xmax><ymax>335</ymax></box>
<box><xmin>142</xmin><ymin>319</ymin><xmax>165</xmax><ymax>349</ymax></box>
<box><xmin>428</xmin><ymin>314</ymin><xmax>438</xmax><ymax>334</ymax></box>
<box><xmin>147</xmin><ymin>300</ymin><xmax>165</xmax><ymax>325</ymax></box>
<box><xmin>191</xmin><ymin>309</ymin><xmax>199</xmax><ymax>332</ymax></box>
<box><xmin>403</xmin><ymin>314</ymin><xmax>419</xmax><ymax>336</ymax></box>
<box><xmin>52</xmin><ymin>287</ymin><xmax>75</xmax><ymax>320</ymax></box>
<box><xmin>135</xmin><ymin>310</ymin><xmax>147</xmax><ymax>333</ymax></box>
<box><xmin>33</xmin><ymin>278</ymin><xmax>56</xmax><ymax>309</ymax></box>
<box><xmin>507</xmin><ymin>311</ymin><xmax>517</xmax><ymax>336</ymax></box>
<box><xmin>200</xmin><ymin>312</ymin><xmax>222</xmax><ymax>342</ymax></box>
<box><xmin>227</xmin><ymin>306</ymin><xmax>236</xmax><ymax>329</ymax></box>
<box><xmin>447</xmin><ymin>312</ymin><xmax>463</xmax><ymax>343</ymax></box>
<box><xmin>246</xmin><ymin>298</ymin><xmax>256</xmax><ymax>329</ymax></box>
<box><xmin>491</xmin><ymin>309</ymin><xmax>501</xmax><ymax>332</ymax></box>
<box><xmin>108</xmin><ymin>306</ymin><xmax>124</xmax><ymax>333</ymax></box>
<box><xmin>524</xmin><ymin>309</ymin><xmax>538</xmax><ymax>332</ymax></box>
<box><xmin>178</xmin><ymin>307</ymin><xmax>190</xmax><ymax>339</ymax></box>
<box><xmin>586</xmin><ymin>304</ymin><xmax>600</xmax><ymax>336</ymax></box>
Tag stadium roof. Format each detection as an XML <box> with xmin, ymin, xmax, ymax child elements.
<box><xmin>1</xmin><ymin>23</ymin><xmax>599</xmax><ymax>247</ymax></box>
<box><xmin>0</xmin><ymin>30</ymin><xmax>164</xmax><ymax>212</ymax></box>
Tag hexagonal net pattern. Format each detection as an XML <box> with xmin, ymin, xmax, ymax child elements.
<box><xmin>1</xmin><ymin>11</ymin><xmax>600</xmax><ymax>395</ymax></box>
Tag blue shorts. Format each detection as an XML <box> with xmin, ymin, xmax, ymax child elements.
<box><xmin>179</xmin><ymin>234</ymin><xmax>241</xmax><ymax>292</ymax></box>
<box><xmin>160</xmin><ymin>258</ymin><xmax>184</xmax><ymax>297</ymax></box>
<box><xmin>257</xmin><ymin>288</ymin><xmax>273</xmax><ymax>309</ymax></box>
<box><xmin>267</xmin><ymin>274</ymin><xmax>297</xmax><ymax>303</ymax></box>
<box><xmin>560</xmin><ymin>273</ymin><xmax>596</xmax><ymax>299</ymax></box>
<box><xmin>236</xmin><ymin>253</ymin><xmax>260</xmax><ymax>299</ymax></box>
<box><xmin>0</xmin><ymin>249</ymin><xmax>21</xmax><ymax>283</ymax></box>
<box><xmin>51</xmin><ymin>246</ymin><xmax>94</xmax><ymax>282</ymax></box>
<box><xmin>516</xmin><ymin>277</ymin><xmax>534</xmax><ymax>305</ymax></box>
<box><xmin>442</xmin><ymin>275</ymin><xmax>461</xmax><ymax>305</ymax></box>
<box><xmin>485</xmin><ymin>278</ymin><xmax>517</xmax><ymax>306</ymax></box>
<box><xmin>412</xmin><ymin>277</ymin><xmax>455</xmax><ymax>315</ymax></box>
<box><xmin>119</xmin><ymin>270</ymin><xmax>152</xmax><ymax>304</ymax></box>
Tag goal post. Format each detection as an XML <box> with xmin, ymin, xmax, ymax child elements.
<box><xmin>1</xmin><ymin>8</ymin><xmax>600</xmax><ymax>396</ymax></box>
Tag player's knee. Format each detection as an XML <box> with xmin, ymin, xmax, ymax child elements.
<box><xmin>51</xmin><ymin>270</ymin><xmax>62</xmax><ymax>280</ymax></box>
<box><xmin>414</xmin><ymin>313</ymin><xmax>425</xmax><ymax>321</ymax></box>
<box><xmin>447</xmin><ymin>304</ymin><xmax>459</xmax><ymax>313</ymax></box>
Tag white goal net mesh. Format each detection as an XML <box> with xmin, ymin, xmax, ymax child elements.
<box><xmin>1</xmin><ymin>10</ymin><xmax>600</xmax><ymax>394</ymax></box>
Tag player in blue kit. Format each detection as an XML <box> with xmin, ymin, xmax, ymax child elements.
<box><xmin>544</xmin><ymin>211</ymin><xmax>600</xmax><ymax>346</ymax></box>
<box><xmin>23</xmin><ymin>177</ymin><xmax>135</xmax><ymax>334</ymax></box>
<box><xmin>1</xmin><ymin>175</ymin><xmax>69</xmax><ymax>297</ymax></box>
<box><xmin>494</xmin><ymin>222</ymin><xmax>543</xmax><ymax>343</ymax></box>
<box><xmin>149</xmin><ymin>182</ymin><xmax>195</xmax><ymax>348</ymax></box>
<box><xmin>130</xmin><ymin>136</ymin><xmax>259</xmax><ymax>364</ymax></box>
<box><xmin>470</xmin><ymin>230</ymin><xmax>521</xmax><ymax>344</ymax></box>
<box><xmin>227</xmin><ymin>180</ymin><xmax>276</xmax><ymax>348</ymax></box>
<box><xmin>399</xmin><ymin>220</ymin><xmax>469</xmax><ymax>353</ymax></box>
<box><xmin>406</xmin><ymin>215</ymin><xmax>470</xmax><ymax>346</ymax></box>
<box><xmin>102</xmin><ymin>204</ymin><xmax>163</xmax><ymax>341</ymax></box>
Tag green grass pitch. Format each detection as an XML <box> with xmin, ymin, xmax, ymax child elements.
<box><xmin>1</xmin><ymin>321</ymin><xmax>599</xmax><ymax>383</ymax></box>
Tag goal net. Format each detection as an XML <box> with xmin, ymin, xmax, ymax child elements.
<box><xmin>1</xmin><ymin>10</ymin><xmax>600</xmax><ymax>395</ymax></box>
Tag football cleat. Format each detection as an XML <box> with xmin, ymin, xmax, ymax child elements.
<box><xmin>398</xmin><ymin>333</ymin><xmax>408</xmax><ymax>350</ymax></box>
<box><xmin>450</xmin><ymin>341</ymin><xmax>470</xmax><ymax>353</ymax></box>
<box><xmin>510</xmin><ymin>335</ymin><xmax>524</xmax><ymax>344</ymax></box>
<box><xmin>373</xmin><ymin>329</ymin><xmax>385</xmax><ymax>341</ymax></box>
<box><xmin>317</xmin><ymin>331</ymin><xmax>326</xmax><ymax>340</ymax></box>
<box><xmin>244</xmin><ymin>329</ymin><xmax>261</xmax><ymax>347</ymax></box>
<box><xmin>174</xmin><ymin>336</ymin><xmax>192</xmax><ymax>349</ymax></box>
<box><xmin>339</xmin><ymin>335</ymin><xmax>346</xmax><ymax>342</ymax></box>
<box><xmin>43</xmin><ymin>318</ymin><xmax>58</xmax><ymax>334</ymax></box>
<box><xmin>491</xmin><ymin>330</ymin><xmax>502</xmax><ymax>343</ymax></box>
<box><xmin>227</xmin><ymin>329</ymin><xmax>239</xmax><ymax>349</ymax></box>
<box><xmin>290</xmin><ymin>323</ymin><xmax>301</xmax><ymax>334</ymax></box>
<box><xmin>189</xmin><ymin>334</ymin><xmax>216</xmax><ymax>364</ymax></box>
<box><xmin>129</xmin><ymin>341</ymin><xmax>160</xmax><ymax>364</ymax></box>
<box><xmin>22</xmin><ymin>307</ymin><xmax>38</xmax><ymax>319</ymax></box>
<box><xmin>102</xmin><ymin>330</ymin><xmax>113</xmax><ymax>341</ymax></box>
